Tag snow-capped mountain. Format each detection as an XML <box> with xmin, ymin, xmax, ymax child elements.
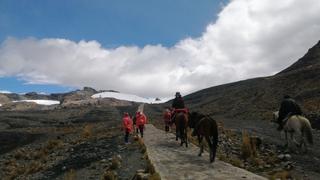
<box><xmin>12</xmin><ymin>100</ymin><xmax>60</xmax><ymax>105</ymax></box>
<box><xmin>92</xmin><ymin>91</ymin><xmax>171</xmax><ymax>104</ymax></box>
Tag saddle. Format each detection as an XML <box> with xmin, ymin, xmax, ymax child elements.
<box><xmin>171</xmin><ymin>108</ymin><xmax>189</xmax><ymax>124</ymax></box>
<box><xmin>174</xmin><ymin>108</ymin><xmax>189</xmax><ymax>114</ymax></box>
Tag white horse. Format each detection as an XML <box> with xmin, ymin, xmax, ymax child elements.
<box><xmin>272</xmin><ymin>111</ymin><xmax>313</xmax><ymax>150</ymax></box>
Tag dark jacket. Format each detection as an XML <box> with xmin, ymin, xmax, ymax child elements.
<box><xmin>172</xmin><ymin>97</ymin><xmax>185</xmax><ymax>109</ymax></box>
<box><xmin>278</xmin><ymin>98</ymin><xmax>302</xmax><ymax>121</ymax></box>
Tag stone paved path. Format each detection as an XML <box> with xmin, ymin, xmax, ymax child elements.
<box><xmin>143</xmin><ymin>124</ymin><xmax>267</xmax><ymax>180</ymax></box>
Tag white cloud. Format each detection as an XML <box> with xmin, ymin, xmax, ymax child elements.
<box><xmin>1</xmin><ymin>0</ymin><xmax>320</xmax><ymax>97</ymax></box>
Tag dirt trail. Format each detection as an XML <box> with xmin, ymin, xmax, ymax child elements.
<box><xmin>143</xmin><ymin>124</ymin><xmax>267</xmax><ymax>180</ymax></box>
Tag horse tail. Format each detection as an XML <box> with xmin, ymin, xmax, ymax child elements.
<box><xmin>304</xmin><ymin>121</ymin><xmax>313</xmax><ymax>145</ymax></box>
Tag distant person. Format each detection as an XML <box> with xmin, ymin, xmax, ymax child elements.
<box><xmin>122</xmin><ymin>112</ymin><xmax>133</xmax><ymax>144</ymax></box>
<box><xmin>136</xmin><ymin>111</ymin><xmax>147</xmax><ymax>138</ymax></box>
<box><xmin>171</xmin><ymin>92</ymin><xmax>187</xmax><ymax>124</ymax></box>
<box><xmin>163</xmin><ymin>108</ymin><xmax>172</xmax><ymax>132</ymax></box>
<box><xmin>132</xmin><ymin>113</ymin><xmax>137</xmax><ymax>133</ymax></box>
<box><xmin>277</xmin><ymin>95</ymin><xmax>302</xmax><ymax>130</ymax></box>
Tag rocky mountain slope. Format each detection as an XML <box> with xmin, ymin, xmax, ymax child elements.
<box><xmin>181</xmin><ymin>40</ymin><xmax>320</xmax><ymax>128</ymax></box>
<box><xmin>144</xmin><ymin>40</ymin><xmax>320</xmax><ymax>179</ymax></box>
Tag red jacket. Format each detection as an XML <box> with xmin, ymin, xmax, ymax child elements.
<box><xmin>163</xmin><ymin>111</ymin><xmax>171</xmax><ymax>123</ymax></box>
<box><xmin>122</xmin><ymin>115</ymin><xmax>133</xmax><ymax>132</ymax></box>
<box><xmin>136</xmin><ymin>113</ymin><xmax>147</xmax><ymax>126</ymax></box>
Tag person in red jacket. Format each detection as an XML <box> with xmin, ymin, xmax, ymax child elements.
<box><xmin>136</xmin><ymin>111</ymin><xmax>147</xmax><ymax>138</ymax></box>
<box><xmin>122</xmin><ymin>112</ymin><xmax>133</xmax><ymax>144</ymax></box>
<box><xmin>163</xmin><ymin>108</ymin><xmax>172</xmax><ymax>132</ymax></box>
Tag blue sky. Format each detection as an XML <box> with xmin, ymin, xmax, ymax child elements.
<box><xmin>0</xmin><ymin>0</ymin><xmax>224</xmax><ymax>94</ymax></box>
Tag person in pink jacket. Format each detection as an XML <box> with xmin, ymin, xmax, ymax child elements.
<box><xmin>122</xmin><ymin>112</ymin><xmax>133</xmax><ymax>144</ymax></box>
<box><xmin>135</xmin><ymin>111</ymin><xmax>147</xmax><ymax>138</ymax></box>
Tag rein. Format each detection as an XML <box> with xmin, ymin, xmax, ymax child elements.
<box><xmin>281</xmin><ymin>113</ymin><xmax>292</xmax><ymax>126</ymax></box>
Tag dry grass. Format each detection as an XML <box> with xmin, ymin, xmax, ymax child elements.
<box><xmin>146</xmin><ymin>158</ymin><xmax>156</xmax><ymax>175</ymax></box>
<box><xmin>26</xmin><ymin>161</ymin><xmax>43</xmax><ymax>174</ymax></box>
<box><xmin>62</xmin><ymin>126</ymin><xmax>77</xmax><ymax>134</ymax></box>
<box><xmin>136</xmin><ymin>136</ymin><xmax>160</xmax><ymax>179</ymax></box>
<box><xmin>102</xmin><ymin>170</ymin><xmax>117</xmax><ymax>180</ymax></box>
<box><xmin>137</xmin><ymin>137</ymin><xmax>147</xmax><ymax>154</ymax></box>
<box><xmin>14</xmin><ymin>149</ymin><xmax>26</xmax><ymax>160</ymax></box>
<box><xmin>110</xmin><ymin>156</ymin><xmax>121</xmax><ymax>170</ymax></box>
<box><xmin>46</xmin><ymin>139</ymin><xmax>63</xmax><ymax>150</ymax></box>
<box><xmin>33</xmin><ymin>148</ymin><xmax>49</xmax><ymax>160</ymax></box>
<box><xmin>149</xmin><ymin>172</ymin><xmax>161</xmax><ymax>180</ymax></box>
<box><xmin>270</xmin><ymin>170</ymin><xmax>292</xmax><ymax>180</ymax></box>
<box><xmin>64</xmin><ymin>169</ymin><xmax>77</xmax><ymax>180</ymax></box>
<box><xmin>241</xmin><ymin>130</ymin><xmax>257</xmax><ymax>159</ymax></box>
<box><xmin>82</xmin><ymin>124</ymin><xmax>93</xmax><ymax>138</ymax></box>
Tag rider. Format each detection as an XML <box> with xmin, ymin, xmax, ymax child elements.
<box><xmin>136</xmin><ymin>111</ymin><xmax>147</xmax><ymax>138</ymax></box>
<box><xmin>171</xmin><ymin>92</ymin><xmax>187</xmax><ymax>124</ymax></box>
<box><xmin>122</xmin><ymin>112</ymin><xmax>133</xmax><ymax>144</ymax></box>
<box><xmin>172</xmin><ymin>92</ymin><xmax>185</xmax><ymax>109</ymax></box>
<box><xmin>277</xmin><ymin>95</ymin><xmax>302</xmax><ymax>130</ymax></box>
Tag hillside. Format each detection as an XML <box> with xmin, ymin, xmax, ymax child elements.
<box><xmin>181</xmin><ymin>40</ymin><xmax>320</xmax><ymax>128</ymax></box>
<box><xmin>144</xmin><ymin>41</ymin><xmax>320</xmax><ymax>179</ymax></box>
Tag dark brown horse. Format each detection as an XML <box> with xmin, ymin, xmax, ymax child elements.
<box><xmin>174</xmin><ymin>112</ymin><xmax>189</xmax><ymax>147</ymax></box>
<box><xmin>189</xmin><ymin>112</ymin><xmax>218</xmax><ymax>163</ymax></box>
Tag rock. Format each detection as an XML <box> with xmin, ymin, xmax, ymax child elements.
<box><xmin>136</xmin><ymin>169</ymin><xmax>145</xmax><ymax>173</ymax></box>
<box><xmin>101</xmin><ymin>159</ymin><xmax>107</xmax><ymax>163</ymax></box>
<box><xmin>277</xmin><ymin>154</ymin><xmax>285</xmax><ymax>160</ymax></box>
<box><xmin>264</xmin><ymin>164</ymin><xmax>271</xmax><ymax>168</ymax></box>
<box><xmin>136</xmin><ymin>172</ymin><xmax>150</xmax><ymax>180</ymax></box>
<box><xmin>284</xmin><ymin>154</ymin><xmax>291</xmax><ymax>160</ymax></box>
<box><xmin>117</xmin><ymin>154</ymin><xmax>122</xmax><ymax>161</ymax></box>
<box><xmin>62</xmin><ymin>166</ymin><xmax>66</xmax><ymax>171</ymax></box>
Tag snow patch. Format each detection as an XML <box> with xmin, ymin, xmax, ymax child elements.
<box><xmin>13</xmin><ymin>100</ymin><xmax>60</xmax><ymax>105</ymax></box>
<box><xmin>92</xmin><ymin>92</ymin><xmax>171</xmax><ymax>104</ymax></box>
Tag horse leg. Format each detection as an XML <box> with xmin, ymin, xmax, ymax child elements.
<box><xmin>291</xmin><ymin>131</ymin><xmax>300</xmax><ymax>148</ymax></box>
<box><xmin>176</xmin><ymin>128</ymin><xmax>179</xmax><ymax>141</ymax></box>
<box><xmin>198</xmin><ymin>135</ymin><xmax>204</xmax><ymax>156</ymax></box>
<box><xmin>205</xmin><ymin>136</ymin><xmax>214</xmax><ymax>163</ymax></box>
<box><xmin>284</xmin><ymin>131</ymin><xmax>289</xmax><ymax>148</ymax></box>
<box><xmin>180</xmin><ymin>125</ymin><xmax>184</xmax><ymax>146</ymax></box>
<box><xmin>185</xmin><ymin>128</ymin><xmax>188</xmax><ymax>148</ymax></box>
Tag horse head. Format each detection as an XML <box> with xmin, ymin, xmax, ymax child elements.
<box><xmin>188</xmin><ymin>112</ymin><xmax>199</xmax><ymax>128</ymax></box>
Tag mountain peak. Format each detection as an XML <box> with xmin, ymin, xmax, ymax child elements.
<box><xmin>280</xmin><ymin>40</ymin><xmax>320</xmax><ymax>74</ymax></box>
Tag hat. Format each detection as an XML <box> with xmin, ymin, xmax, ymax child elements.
<box><xmin>175</xmin><ymin>92</ymin><xmax>181</xmax><ymax>97</ymax></box>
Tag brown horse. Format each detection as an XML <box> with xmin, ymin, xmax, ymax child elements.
<box><xmin>189</xmin><ymin>112</ymin><xmax>218</xmax><ymax>163</ymax></box>
<box><xmin>174</xmin><ymin>112</ymin><xmax>189</xmax><ymax>147</ymax></box>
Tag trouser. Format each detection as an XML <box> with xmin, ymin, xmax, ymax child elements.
<box><xmin>137</xmin><ymin>125</ymin><xmax>144</xmax><ymax>138</ymax></box>
<box><xmin>124</xmin><ymin>130</ymin><xmax>130</xmax><ymax>143</ymax></box>
<box><xmin>165</xmin><ymin>121</ymin><xmax>170</xmax><ymax>132</ymax></box>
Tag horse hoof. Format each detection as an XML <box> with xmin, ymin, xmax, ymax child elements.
<box><xmin>198</xmin><ymin>154</ymin><xmax>202</xmax><ymax>157</ymax></box>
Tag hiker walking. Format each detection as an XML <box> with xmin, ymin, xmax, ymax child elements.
<box><xmin>122</xmin><ymin>112</ymin><xmax>133</xmax><ymax>144</ymax></box>
<box><xmin>135</xmin><ymin>111</ymin><xmax>147</xmax><ymax>138</ymax></box>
